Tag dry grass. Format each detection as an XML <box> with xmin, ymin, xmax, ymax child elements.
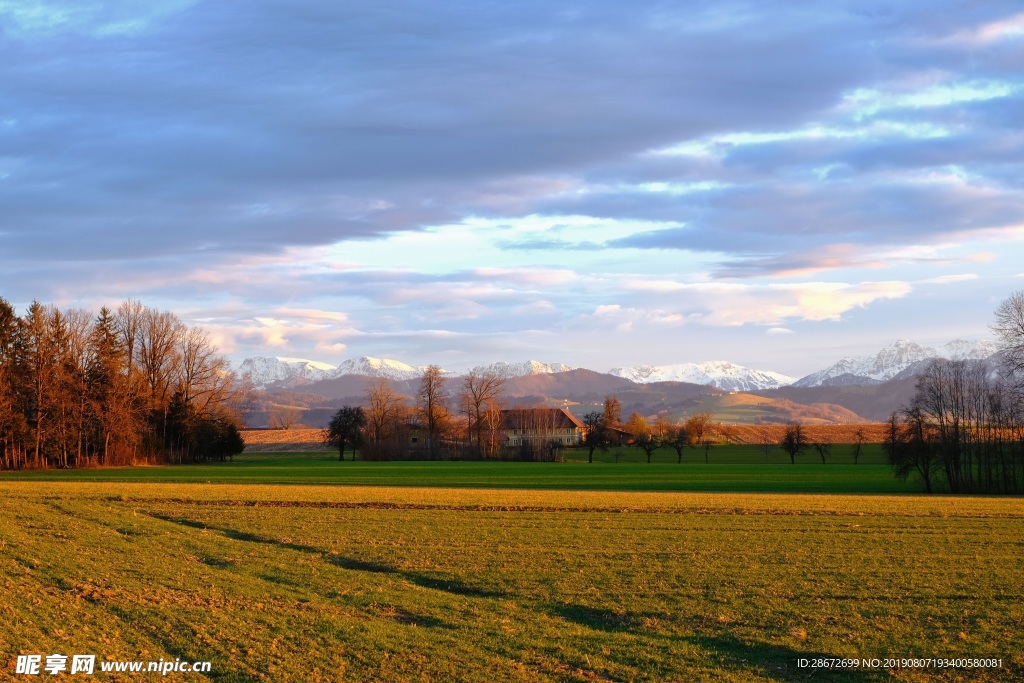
<box><xmin>241</xmin><ymin>428</ymin><xmax>327</xmax><ymax>452</ymax></box>
<box><xmin>1</xmin><ymin>481</ymin><xmax>1020</xmax><ymax>682</ymax></box>
<box><xmin>724</xmin><ymin>424</ymin><xmax>890</xmax><ymax>444</ymax></box>
<box><xmin>242</xmin><ymin>425</ymin><xmax>893</xmax><ymax>452</ymax></box>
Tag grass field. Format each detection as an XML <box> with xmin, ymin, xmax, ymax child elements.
<box><xmin>0</xmin><ymin>482</ymin><xmax>1021</xmax><ymax>682</ymax></box>
<box><xmin>0</xmin><ymin>447</ymin><xmax>926</xmax><ymax>495</ymax></box>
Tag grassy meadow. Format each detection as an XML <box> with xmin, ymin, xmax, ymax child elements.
<box><xmin>1</xmin><ymin>453</ymin><xmax>1021</xmax><ymax>681</ymax></box>
<box><xmin>0</xmin><ymin>482</ymin><xmax>1021</xmax><ymax>681</ymax></box>
<box><xmin>0</xmin><ymin>445</ymin><xmax>921</xmax><ymax>495</ymax></box>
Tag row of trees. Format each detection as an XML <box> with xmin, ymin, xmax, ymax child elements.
<box><xmin>884</xmin><ymin>358</ymin><xmax>1024</xmax><ymax>493</ymax></box>
<box><xmin>0</xmin><ymin>298</ymin><xmax>243</xmax><ymax>469</ymax></box>
<box><xmin>325</xmin><ymin>366</ymin><xmax>511</xmax><ymax>460</ymax></box>
<box><xmin>883</xmin><ymin>292</ymin><xmax>1024</xmax><ymax>494</ymax></box>
<box><xmin>580</xmin><ymin>401</ymin><xmax>721</xmax><ymax>464</ymax></box>
<box><xmin>774</xmin><ymin>424</ymin><xmax>867</xmax><ymax>465</ymax></box>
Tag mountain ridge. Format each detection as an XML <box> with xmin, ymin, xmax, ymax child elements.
<box><xmin>792</xmin><ymin>339</ymin><xmax>997</xmax><ymax>387</ymax></box>
<box><xmin>237</xmin><ymin>338</ymin><xmax>998</xmax><ymax>393</ymax></box>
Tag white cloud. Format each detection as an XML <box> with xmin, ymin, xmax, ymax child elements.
<box><xmin>935</xmin><ymin>12</ymin><xmax>1024</xmax><ymax>46</ymax></box>
<box><xmin>920</xmin><ymin>274</ymin><xmax>980</xmax><ymax>285</ymax></box>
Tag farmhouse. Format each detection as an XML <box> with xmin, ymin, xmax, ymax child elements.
<box><xmin>499</xmin><ymin>408</ymin><xmax>585</xmax><ymax>447</ymax></box>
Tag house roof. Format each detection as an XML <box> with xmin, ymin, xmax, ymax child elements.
<box><xmin>499</xmin><ymin>407</ymin><xmax>585</xmax><ymax>431</ymax></box>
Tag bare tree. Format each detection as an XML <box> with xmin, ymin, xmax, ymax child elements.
<box><xmin>418</xmin><ymin>365</ymin><xmax>450</xmax><ymax>457</ymax></box>
<box><xmin>461</xmin><ymin>368</ymin><xmax>506</xmax><ymax>455</ymax></box>
<box><xmin>364</xmin><ymin>379</ymin><xmax>407</xmax><ymax>457</ymax></box>
<box><xmin>268</xmin><ymin>405</ymin><xmax>303</xmax><ymax>429</ymax></box>
<box><xmin>480</xmin><ymin>400</ymin><xmax>504</xmax><ymax>458</ymax></box>
<box><xmin>176</xmin><ymin>325</ymin><xmax>234</xmax><ymax>415</ymax></box>
<box><xmin>992</xmin><ymin>290</ymin><xmax>1024</xmax><ymax>377</ymax></box>
<box><xmin>136</xmin><ymin>307</ymin><xmax>185</xmax><ymax>447</ymax></box>
<box><xmin>884</xmin><ymin>408</ymin><xmax>940</xmax><ymax>494</ymax></box>
<box><xmin>811</xmin><ymin>440</ymin><xmax>831</xmax><ymax>464</ymax></box>
<box><xmin>665</xmin><ymin>424</ymin><xmax>691</xmax><ymax>464</ymax></box>
<box><xmin>780</xmin><ymin>424</ymin><xmax>808</xmax><ymax>464</ymax></box>
<box><xmin>755</xmin><ymin>425</ymin><xmax>777</xmax><ymax>463</ymax></box>
<box><xmin>851</xmin><ymin>428</ymin><xmax>866</xmax><ymax>465</ymax></box>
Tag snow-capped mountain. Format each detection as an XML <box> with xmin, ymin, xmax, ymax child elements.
<box><xmin>239</xmin><ymin>339</ymin><xmax>998</xmax><ymax>392</ymax></box>
<box><xmin>608</xmin><ymin>361</ymin><xmax>795</xmax><ymax>391</ymax></box>
<box><xmin>793</xmin><ymin>339</ymin><xmax>997</xmax><ymax>387</ymax></box>
<box><xmin>334</xmin><ymin>356</ymin><xmax>424</xmax><ymax>381</ymax></box>
<box><xmin>938</xmin><ymin>339</ymin><xmax>998</xmax><ymax>361</ymax></box>
<box><xmin>238</xmin><ymin>357</ymin><xmax>337</xmax><ymax>387</ymax></box>
<box><xmin>240</xmin><ymin>355</ymin><xmax>432</xmax><ymax>388</ymax></box>
<box><xmin>472</xmin><ymin>360</ymin><xmax>574</xmax><ymax>378</ymax></box>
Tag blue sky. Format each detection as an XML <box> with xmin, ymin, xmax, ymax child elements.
<box><xmin>2</xmin><ymin>1</ymin><xmax>1023</xmax><ymax>376</ymax></box>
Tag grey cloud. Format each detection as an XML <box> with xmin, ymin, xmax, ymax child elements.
<box><xmin>3</xmin><ymin>0</ymin><xmax>1023</xmax><ymax>371</ymax></box>
<box><xmin>2</xmin><ymin>0</ymin><xmax>896</xmax><ymax>268</ymax></box>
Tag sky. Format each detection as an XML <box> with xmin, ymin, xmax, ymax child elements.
<box><xmin>3</xmin><ymin>1</ymin><xmax>1024</xmax><ymax>378</ymax></box>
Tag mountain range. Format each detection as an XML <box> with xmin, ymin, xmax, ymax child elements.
<box><xmin>792</xmin><ymin>339</ymin><xmax>998</xmax><ymax>387</ymax></box>
<box><xmin>239</xmin><ymin>339</ymin><xmax>1001</xmax><ymax>428</ymax></box>
<box><xmin>239</xmin><ymin>338</ymin><xmax>997</xmax><ymax>392</ymax></box>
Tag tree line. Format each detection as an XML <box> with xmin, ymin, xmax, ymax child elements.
<box><xmin>881</xmin><ymin>292</ymin><xmax>1024</xmax><ymax>494</ymax></box>
<box><xmin>325</xmin><ymin>366</ymin><xmax>512</xmax><ymax>460</ymax></box>
<box><xmin>0</xmin><ymin>297</ymin><xmax>243</xmax><ymax>469</ymax></box>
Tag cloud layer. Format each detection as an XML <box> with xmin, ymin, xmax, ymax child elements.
<box><xmin>2</xmin><ymin>1</ymin><xmax>1022</xmax><ymax>375</ymax></box>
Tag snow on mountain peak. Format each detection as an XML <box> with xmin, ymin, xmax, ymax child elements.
<box><xmin>472</xmin><ymin>360</ymin><xmax>575</xmax><ymax>377</ymax></box>
<box><xmin>608</xmin><ymin>360</ymin><xmax>794</xmax><ymax>391</ymax></box>
<box><xmin>275</xmin><ymin>357</ymin><xmax>337</xmax><ymax>372</ymax></box>
<box><xmin>793</xmin><ymin>338</ymin><xmax>997</xmax><ymax>387</ymax></box>
<box><xmin>334</xmin><ymin>356</ymin><xmax>426</xmax><ymax>381</ymax></box>
<box><xmin>238</xmin><ymin>356</ymin><xmax>337</xmax><ymax>388</ymax></box>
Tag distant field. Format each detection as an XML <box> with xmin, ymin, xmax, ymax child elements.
<box><xmin>242</xmin><ymin>428</ymin><xmax>327</xmax><ymax>452</ymax></box>
<box><xmin>681</xmin><ymin>394</ymin><xmax>872</xmax><ymax>426</ymax></box>
<box><xmin>241</xmin><ymin>425</ymin><xmax>891</xmax><ymax>451</ymax></box>
<box><xmin>1</xmin><ymin>482</ymin><xmax>1020</xmax><ymax>682</ymax></box>
<box><xmin>0</xmin><ymin>450</ymin><xmax>922</xmax><ymax>494</ymax></box>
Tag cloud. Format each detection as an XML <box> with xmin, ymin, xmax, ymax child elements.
<box><xmin>920</xmin><ymin>274</ymin><xmax>980</xmax><ymax>285</ymax></box>
<box><xmin>933</xmin><ymin>12</ymin><xmax>1024</xmax><ymax>46</ymax></box>
<box><xmin>2</xmin><ymin>1</ymin><xmax>1020</xmax><ymax>374</ymax></box>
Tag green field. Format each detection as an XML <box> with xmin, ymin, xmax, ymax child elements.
<box><xmin>0</xmin><ymin>446</ymin><xmax>923</xmax><ymax>495</ymax></box>
<box><xmin>0</xmin><ymin>482</ymin><xmax>1021</xmax><ymax>682</ymax></box>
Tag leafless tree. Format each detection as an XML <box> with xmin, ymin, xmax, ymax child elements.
<box><xmin>665</xmin><ymin>424</ymin><xmax>691</xmax><ymax>463</ymax></box>
<box><xmin>268</xmin><ymin>405</ymin><xmax>303</xmax><ymax>429</ymax></box>
<box><xmin>755</xmin><ymin>425</ymin><xmax>777</xmax><ymax>463</ymax></box>
<box><xmin>993</xmin><ymin>290</ymin><xmax>1024</xmax><ymax>377</ymax></box>
<box><xmin>461</xmin><ymin>368</ymin><xmax>506</xmax><ymax>455</ymax></box>
<box><xmin>851</xmin><ymin>428</ymin><xmax>866</xmax><ymax>465</ymax></box>
<box><xmin>418</xmin><ymin>365</ymin><xmax>451</xmax><ymax>457</ymax></box>
<box><xmin>780</xmin><ymin>424</ymin><xmax>808</xmax><ymax>464</ymax></box>
<box><xmin>364</xmin><ymin>379</ymin><xmax>408</xmax><ymax>457</ymax></box>
<box><xmin>811</xmin><ymin>440</ymin><xmax>831</xmax><ymax>464</ymax></box>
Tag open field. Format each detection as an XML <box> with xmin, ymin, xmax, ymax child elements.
<box><xmin>0</xmin><ymin>482</ymin><xmax>1021</xmax><ymax>681</ymax></box>
<box><xmin>242</xmin><ymin>429</ymin><xmax>328</xmax><ymax>453</ymax></box>
<box><xmin>0</xmin><ymin>450</ymin><xmax>923</xmax><ymax>494</ymax></box>
<box><xmin>240</xmin><ymin>425</ymin><xmax>892</xmax><ymax>451</ymax></box>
